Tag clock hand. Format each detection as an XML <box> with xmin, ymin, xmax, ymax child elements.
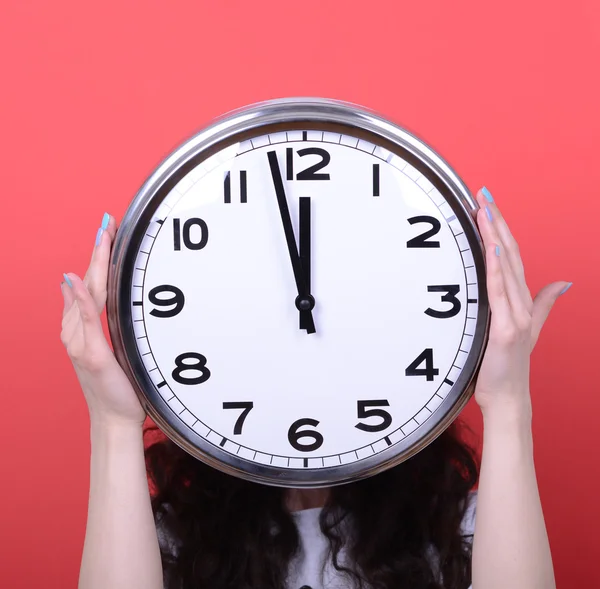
<box><xmin>299</xmin><ymin>197</ymin><xmax>312</xmax><ymax>331</ymax></box>
<box><xmin>267</xmin><ymin>151</ymin><xmax>316</xmax><ymax>334</ymax></box>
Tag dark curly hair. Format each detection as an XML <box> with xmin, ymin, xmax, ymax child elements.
<box><xmin>145</xmin><ymin>420</ymin><xmax>479</xmax><ymax>589</ymax></box>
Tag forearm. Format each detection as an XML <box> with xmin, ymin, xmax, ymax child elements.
<box><xmin>472</xmin><ymin>398</ymin><xmax>555</xmax><ymax>589</ymax></box>
<box><xmin>79</xmin><ymin>419</ymin><xmax>163</xmax><ymax>589</ymax></box>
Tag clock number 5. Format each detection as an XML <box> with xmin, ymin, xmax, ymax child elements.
<box><xmin>288</xmin><ymin>418</ymin><xmax>324</xmax><ymax>452</ymax></box>
<box><xmin>355</xmin><ymin>400</ymin><xmax>392</xmax><ymax>432</ymax></box>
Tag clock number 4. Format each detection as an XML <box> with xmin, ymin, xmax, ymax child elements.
<box><xmin>286</xmin><ymin>147</ymin><xmax>331</xmax><ymax>181</ymax></box>
<box><xmin>172</xmin><ymin>352</ymin><xmax>211</xmax><ymax>385</ymax></box>
<box><xmin>405</xmin><ymin>348</ymin><xmax>439</xmax><ymax>381</ymax></box>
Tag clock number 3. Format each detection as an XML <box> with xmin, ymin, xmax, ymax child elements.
<box><xmin>425</xmin><ymin>285</ymin><xmax>461</xmax><ymax>319</ymax></box>
<box><xmin>172</xmin><ymin>352</ymin><xmax>211</xmax><ymax>385</ymax></box>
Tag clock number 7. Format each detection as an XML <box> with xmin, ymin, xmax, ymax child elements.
<box><xmin>223</xmin><ymin>402</ymin><xmax>254</xmax><ymax>435</ymax></box>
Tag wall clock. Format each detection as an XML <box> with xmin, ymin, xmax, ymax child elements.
<box><xmin>107</xmin><ymin>98</ymin><xmax>489</xmax><ymax>487</ymax></box>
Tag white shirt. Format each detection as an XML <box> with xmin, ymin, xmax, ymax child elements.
<box><xmin>286</xmin><ymin>491</ymin><xmax>477</xmax><ymax>589</ymax></box>
<box><xmin>158</xmin><ymin>491</ymin><xmax>477</xmax><ymax>589</ymax></box>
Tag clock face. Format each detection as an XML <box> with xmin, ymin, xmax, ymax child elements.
<box><xmin>110</xmin><ymin>102</ymin><xmax>488</xmax><ymax>487</ymax></box>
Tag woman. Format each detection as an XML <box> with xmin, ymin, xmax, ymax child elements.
<box><xmin>61</xmin><ymin>187</ymin><xmax>565</xmax><ymax>589</ymax></box>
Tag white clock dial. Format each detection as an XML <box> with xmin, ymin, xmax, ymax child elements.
<box><xmin>127</xmin><ymin>129</ymin><xmax>480</xmax><ymax>470</ymax></box>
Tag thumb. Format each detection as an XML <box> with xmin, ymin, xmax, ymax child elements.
<box><xmin>531</xmin><ymin>281</ymin><xmax>572</xmax><ymax>350</ymax></box>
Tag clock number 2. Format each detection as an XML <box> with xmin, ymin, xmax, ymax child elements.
<box><xmin>288</xmin><ymin>418</ymin><xmax>324</xmax><ymax>452</ymax></box>
<box><xmin>172</xmin><ymin>352</ymin><xmax>211</xmax><ymax>385</ymax></box>
<box><xmin>406</xmin><ymin>216</ymin><xmax>441</xmax><ymax>248</ymax></box>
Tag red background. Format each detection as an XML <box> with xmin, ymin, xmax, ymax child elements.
<box><xmin>1</xmin><ymin>1</ymin><xmax>598</xmax><ymax>586</ymax></box>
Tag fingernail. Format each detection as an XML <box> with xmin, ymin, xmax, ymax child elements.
<box><xmin>495</xmin><ymin>245</ymin><xmax>500</xmax><ymax>257</ymax></box>
<box><xmin>482</xmin><ymin>186</ymin><xmax>494</xmax><ymax>203</ymax></box>
<box><xmin>559</xmin><ymin>282</ymin><xmax>573</xmax><ymax>295</ymax></box>
<box><xmin>63</xmin><ymin>273</ymin><xmax>73</xmax><ymax>288</ymax></box>
<box><xmin>101</xmin><ymin>212</ymin><xmax>110</xmax><ymax>230</ymax></box>
<box><xmin>96</xmin><ymin>227</ymin><xmax>104</xmax><ymax>247</ymax></box>
<box><xmin>485</xmin><ymin>206</ymin><xmax>493</xmax><ymax>222</ymax></box>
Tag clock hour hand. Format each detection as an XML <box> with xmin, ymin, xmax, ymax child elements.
<box><xmin>267</xmin><ymin>151</ymin><xmax>316</xmax><ymax>334</ymax></box>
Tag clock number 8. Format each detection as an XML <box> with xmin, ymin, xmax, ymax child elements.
<box><xmin>172</xmin><ymin>352</ymin><xmax>211</xmax><ymax>385</ymax></box>
<box><xmin>288</xmin><ymin>418</ymin><xmax>324</xmax><ymax>452</ymax></box>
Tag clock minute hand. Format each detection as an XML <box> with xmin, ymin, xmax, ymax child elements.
<box><xmin>298</xmin><ymin>197</ymin><xmax>312</xmax><ymax>331</ymax></box>
<box><xmin>267</xmin><ymin>151</ymin><xmax>316</xmax><ymax>334</ymax></box>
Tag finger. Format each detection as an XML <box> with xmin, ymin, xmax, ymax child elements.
<box><xmin>475</xmin><ymin>188</ymin><xmax>531</xmax><ymax>307</ymax></box>
<box><xmin>477</xmin><ymin>205</ymin><xmax>530</xmax><ymax>325</ymax></box>
<box><xmin>61</xmin><ymin>276</ymin><xmax>76</xmax><ymax>317</ymax></box>
<box><xmin>84</xmin><ymin>213</ymin><xmax>115</xmax><ymax>312</ymax></box>
<box><xmin>70</xmin><ymin>273</ymin><xmax>104</xmax><ymax>337</ymax></box>
<box><xmin>484</xmin><ymin>242</ymin><xmax>513</xmax><ymax>333</ymax></box>
<box><xmin>530</xmin><ymin>281</ymin><xmax>572</xmax><ymax>350</ymax></box>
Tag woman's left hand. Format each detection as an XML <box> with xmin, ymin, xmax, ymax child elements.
<box><xmin>472</xmin><ymin>187</ymin><xmax>571</xmax><ymax>415</ymax></box>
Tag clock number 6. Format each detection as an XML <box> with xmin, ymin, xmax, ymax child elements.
<box><xmin>288</xmin><ymin>418</ymin><xmax>324</xmax><ymax>452</ymax></box>
<box><xmin>172</xmin><ymin>352</ymin><xmax>211</xmax><ymax>385</ymax></box>
<box><xmin>355</xmin><ymin>400</ymin><xmax>392</xmax><ymax>432</ymax></box>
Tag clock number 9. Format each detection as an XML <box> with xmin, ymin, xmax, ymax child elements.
<box><xmin>172</xmin><ymin>352</ymin><xmax>211</xmax><ymax>385</ymax></box>
<box><xmin>288</xmin><ymin>418</ymin><xmax>324</xmax><ymax>452</ymax></box>
<box><xmin>148</xmin><ymin>285</ymin><xmax>185</xmax><ymax>318</ymax></box>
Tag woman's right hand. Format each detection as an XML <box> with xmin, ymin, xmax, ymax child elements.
<box><xmin>61</xmin><ymin>213</ymin><xmax>146</xmax><ymax>429</ymax></box>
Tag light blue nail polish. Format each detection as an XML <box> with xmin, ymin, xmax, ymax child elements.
<box><xmin>485</xmin><ymin>206</ymin><xmax>493</xmax><ymax>222</ymax></box>
<box><xmin>482</xmin><ymin>186</ymin><xmax>494</xmax><ymax>203</ymax></box>
<box><xmin>495</xmin><ymin>245</ymin><xmax>500</xmax><ymax>257</ymax></box>
<box><xmin>559</xmin><ymin>282</ymin><xmax>573</xmax><ymax>295</ymax></box>
<box><xmin>96</xmin><ymin>227</ymin><xmax>104</xmax><ymax>247</ymax></box>
<box><xmin>101</xmin><ymin>212</ymin><xmax>110</xmax><ymax>230</ymax></box>
<box><xmin>63</xmin><ymin>273</ymin><xmax>73</xmax><ymax>288</ymax></box>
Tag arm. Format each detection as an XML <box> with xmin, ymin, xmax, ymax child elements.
<box><xmin>474</xmin><ymin>400</ymin><xmax>554</xmax><ymax>589</ymax></box>
<box><xmin>469</xmin><ymin>187</ymin><xmax>565</xmax><ymax>589</ymax></box>
<box><xmin>80</xmin><ymin>419</ymin><xmax>162</xmax><ymax>589</ymax></box>
<box><xmin>61</xmin><ymin>214</ymin><xmax>163</xmax><ymax>589</ymax></box>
